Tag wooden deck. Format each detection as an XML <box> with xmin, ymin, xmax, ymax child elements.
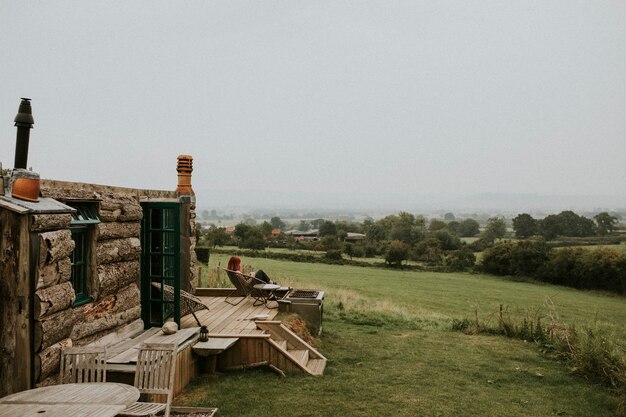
<box><xmin>107</xmin><ymin>293</ymin><xmax>325</xmax><ymax>393</ymax></box>
<box><xmin>180</xmin><ymin>295</ymin><xmax>279</xmax><ymax>335</ymax></box>
<box><xmin>180</xmin><ymin>293</ymin><xmax>327</xmax><ymax>376</ymax></box>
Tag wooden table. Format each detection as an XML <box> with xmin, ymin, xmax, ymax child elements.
<box><xmin>0</xmin><ymin>382</ymin><xmax>139</xmax><ymax>417</ymax></box>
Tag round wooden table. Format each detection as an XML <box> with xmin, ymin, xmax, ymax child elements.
<box><xmin>0</xmin><ymin>382</ymin><xmax>140</xmax><ymax>417</ymax></box>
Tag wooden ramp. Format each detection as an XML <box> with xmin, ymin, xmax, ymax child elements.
<box><xmin>181</xmin><ymin>295</ymin><xmax>326</xmax><ymax>376</ymax></box>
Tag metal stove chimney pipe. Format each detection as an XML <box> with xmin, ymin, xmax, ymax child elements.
<box><xmin>14</xmin><ymin>98</ymin><xmax>34</xmax><ymax>169</ymax></box>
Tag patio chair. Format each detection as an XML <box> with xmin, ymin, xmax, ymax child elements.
<box><xmin>118</xmin><ymin>343</ymin><xmax>178</xmax><ymax>417</ymax></box>
<box><xmin>59</xmin><ymin>345</ymin><xmax>107</xmax><ymax>384</ymax></box>
<box><xmin>223</xmin><ymin>268</ymin><xmax>267</xmax><ymax>306</ymax></box>
<box><xmin>151</xmin><ymin>282</ymin><xmax>210</xmax><ymax>327</ymax></box>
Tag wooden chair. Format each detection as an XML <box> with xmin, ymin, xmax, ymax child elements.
<box><xmin>118</xmin><ymin>343</ymin><xmax>178</xmax><ymax>417</ymax></box>
<box><xmin>59</xmin><ymin>346</ymin><xmax>107</xmax><ymax>384</ymax></box>
<box><xmin>223</xmin><ymin>268</ymin><xmax>267</xmax><ymax>306</ymax></box>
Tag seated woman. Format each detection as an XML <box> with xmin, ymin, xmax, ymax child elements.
<box><xmin>227</xmin><ymin>256</ymin><xmax>275</xmax><ymax>285</ymax></box>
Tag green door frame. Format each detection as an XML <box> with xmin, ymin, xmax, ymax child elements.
<box><xmin>140</xmin><ymin>202</ymin><xmax>181</xmax><ymax>328</ymax></box>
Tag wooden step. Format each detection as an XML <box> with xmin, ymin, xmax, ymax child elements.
<box><xmin>306</xmin><ymin>358</ymin><xmax>326</xmax><ymax>376</ymax></box>
<box><xmin>257</xmin><ymin>321</ymin><xmax>327</xmax><ymax>376</ymax></box>
<box><xmin>289</xmin><ymin>349</ymin><xmax>309</xmax><ymax>366</ymax></box>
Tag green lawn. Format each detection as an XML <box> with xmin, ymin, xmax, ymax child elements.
<box><xmin>178</xmin><ymin>253</ymin><xmax>626</xmax><ymax>416</ymax></box>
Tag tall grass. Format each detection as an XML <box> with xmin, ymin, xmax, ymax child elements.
<box><xmin>452</xmin><ymin>304</ymin><xmax>626</xmax><ymax>415</ymax></box>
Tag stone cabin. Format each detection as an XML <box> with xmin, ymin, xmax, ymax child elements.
<box><xmin>0</xmin><ymin>157</ymin><xmax>196</xmax><ymax>396</ymax></box>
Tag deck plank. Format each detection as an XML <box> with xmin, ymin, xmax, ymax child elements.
<box><xmin>180</xmin><ymin>296</ymin><xmax>278</xmax><ymax>337</ymax></box>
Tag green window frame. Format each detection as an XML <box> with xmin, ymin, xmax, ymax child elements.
<box><xmin>69</xmin><ymin>202</ymin><xmax>100</xmax><ymax>306</ymax></box>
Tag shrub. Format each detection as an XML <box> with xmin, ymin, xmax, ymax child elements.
<box><xmin>480</xmin><ymin>242</ymin><xmax>515</xmax><ymax>275</ymax></box>
<box><xmin>351</xmin><ymin>245</ymin><xmax>366</xmax><ymax>258</ymax></box>
<box><xmin>195</xmin><ymin>247</ymin><xmax>210</xmax><ymax>264</ymax></box>
<box><xmin>481</xmin><ymin>240</ymin><xmax>550</xmax><ymax>277</ymax></box>
<box><xmin>445</xmin><ymin>247</ymin><xmax>476</xmax><ymax>271</ymax></box>
<box><xmin>385</xmin><ymin>240</ymin><xmax>410</xmax><ymax>267</ymax></box>
<box><xmin>481</xmin><ymin>242</ymin><xmax>626</xmax><ymax>295</ymax></box>
<box><xmin>431</xmin><ymin>229</ymin><xmax>462</xmax><ymax>250</ymax></box>
<box><xmin>509</xmin><ymin>239</ymin><xmax>550</xmax><ymax>276</ymax></box>
<box><xmin>325</xmin><ymin>249</ymin><xmax>343</xmax><ymax>261</ymax></box>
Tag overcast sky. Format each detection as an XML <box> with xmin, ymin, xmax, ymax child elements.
<box><xmin>1</xmin><ymin>1</ymin><xmax>625</xmax><ymax>210</ymax></box>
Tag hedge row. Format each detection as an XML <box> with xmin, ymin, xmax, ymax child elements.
<box><xmin>481</xmin><ymin>241</ymin><xmax>626</xmax><ymax>294</ymax></box>
<box><xmin>195</xmin><ymin>246</ymin><xmax>374</xmax><ymax>267</ymax></box>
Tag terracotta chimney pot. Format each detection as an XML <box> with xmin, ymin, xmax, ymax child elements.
<box><xmin>176</xmin><ymin>155</ymin><xmax>194</xmax><ymax>195</ymax></box>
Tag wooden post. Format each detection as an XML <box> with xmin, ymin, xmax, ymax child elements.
<box><xmin>197</xmin><ymin>266</ymin><xmax>202</xmax><ymax>288</ymax></box>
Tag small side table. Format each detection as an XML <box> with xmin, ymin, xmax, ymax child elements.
<box><xmin>252</xmin><ymin>283</ymin><xmax>281</xmax><ymax>308</ymax></box>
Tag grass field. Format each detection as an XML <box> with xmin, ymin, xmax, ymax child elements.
<box><xmin>178</xmin><ymin>253</ymin><xmax>626</xmax><ymax>416</ymax></box>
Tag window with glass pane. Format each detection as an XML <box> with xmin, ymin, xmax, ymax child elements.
<box><xmin>68</xmin><ymin>202</ymin><xmax>100</xmax><ymax>306</ymax></box>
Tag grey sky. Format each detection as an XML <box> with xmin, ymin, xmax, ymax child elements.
<box><xmin>1</xmin><ymin>1</ymin><xmax>625</xmax><ymax>210</ymax></box>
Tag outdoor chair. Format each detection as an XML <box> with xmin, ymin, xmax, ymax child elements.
<box><xmin>118</xmin><ymin>343</ymin><xmax>178</xmax><ymax>417</ymax></box>
<box><xmin>151</xmin><ymin>282</ymin><xmax>210</xmax><ymax>327</ymax></box>
<box><xmin>223</xmin><ymin>268</ymin><xmax>268</xmax><ymax>306</ymax></box>
<box><xmin>59</xmin><ymin>345</ymin><xmax>107</xmax><ymax>384</ymax></box>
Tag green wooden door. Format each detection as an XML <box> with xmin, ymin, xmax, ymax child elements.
<box><xmin>140</xmin><ymin>202</ymin><xmax>180</xmax><ymax>328</ymax></box>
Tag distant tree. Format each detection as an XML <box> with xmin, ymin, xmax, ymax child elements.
<box><xmin>457</xmin><ymin>219</ymin><xmax>480</xmax><ymax>237</ymax></box>
<box><xmin>512</xmin><ymin>213</ymin><xmax>538</xmax><ymax>239</ymax></box>
<box><xmin>205</xmin><ymin>226</ymin><xmax>229</xmax><ymax>248</ymax></box>
<box><xmin>365</xmin><ymin>222</ymin><xmax>388</xmax><ymax>242</ymax></box>
<box><xmin>320</xmin><ymin>235</ymin><xmax>340</xmax><ymax>251</ymax></box>
<box><xmin>413</xmin><ymin>238</ymin><xmax>443</xmax><ymax>264</ymax></box>
<box><xmin>444</xmin><ymin>212</ymin><xmax>456</xmax><ymax>221</ymax></box>
<box><xmin>310</xmin><ymin>218</ymin><xmax>325</xmax><ymax>229</ymax></box>
<box><xmin>234</xmin><ymin>223</ymin><xmax>252</xmax><ymax>241</ymax></box>
<box><xmin>270</xmin><ymin>216</ymin><xmax>286</xmax><ymax>230</ymax></box>
<box><xmin>389</xmin><ymin>212</ymin><xmax>426</xmax><ymax>245</ymax></box>
<box><xmin>558</xmin><ymin>210</ymin><xmax>596</xmax><ymax>237</ymax></box>
<box><xmin>538</xmin><ymin>211</ymin><xmax>596</xmax><ymax>239</ymax></box>
<box><xmin>445</xmin><ymin>247</ymin><xmax>476</xmax><ymax>271</ymax></box>
<box><xmin>240</xmin><ymin>228</ymin><xmax>265</xmax><ymax>250</ymax></box>
<box><xmin>482</xmin><ymin>217</ymin><xmax>507</xmax><ymax>241</ymax></box>
<box><xmin>385</xmin><ymin>240</ymin><xmax>410</xmax><ymax>267</ymax></box>
<box><xmin>319</xmin><ymin>220</ymin><xmax>337</xmax><ymax>237</ymax></box>
<box><xmin>201</xmin><ymin>210</ymin><xmax>209</xmax><ymax>220</ymax></box>
<box><xmin>538</xmin><ymin>215</ymin><xmax>562</xmax><ymax>240</ymax></box>
<box><xmin>343</xmin><ymin>242</ymin><xmax>355</xmax><ymax>260</ymax></box>
<box><xmin>429</xmin><ymin>219</ymin><xmax>448</xmax><ymax>232</ymax></box>
<box><xmin>447</xmin><ymin>221</ymin><xmax>460</xmax><ymax>235</ymax></box>
<box><xmin>432</xmin><ymin>229</ymin><xmax>462</xmax><ymax>250</ymax></box>
<box><xmin>298</xmin><ymin>220</ymin><xmax>310</xmax><ymax>231</ymax></box>
<box><xmin>594</xmin><ymin>212</ymin><xmax>618</xmax><ymax>236</ymax></box>
<box><xmin>260</xmin><ymin>221</ymin><xmax>273</xmax><ymax>238</ymax></box>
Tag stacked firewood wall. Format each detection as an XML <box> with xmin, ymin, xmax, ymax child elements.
<box><xmin>31</xmin><ymin>213</ymin><xmax>75</xmax><ymax>385</ymax></box>
<box><xmin>33</xmin><ymin>191</ymin><xmax>144</xmax><ymax>385</ymax></box>
<box><xmin>72</xmin><ymin>193</ymin><xmax>142</xmax><ymax>343</ymax></box>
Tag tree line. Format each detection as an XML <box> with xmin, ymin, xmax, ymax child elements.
<box><xmin>512</xmin><ymin>211</ymin><xmax>619</xmax><ymax>240</ymax></box>
<box><xmin>197</xmin><ymin>210</ymin><xmax>621</xmax><ymax>270</ymax></box>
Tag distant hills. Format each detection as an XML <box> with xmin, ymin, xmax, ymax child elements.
<box><xmin>195</xmin><ymin>188</ymin><xmax>626</xmax><ymax>216</ymax></box>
